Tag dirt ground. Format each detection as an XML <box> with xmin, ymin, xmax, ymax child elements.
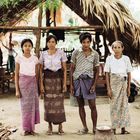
<box><xmin>0</xmin><ymin>88</ymin><xmax>140</xmax><ymax>140</ymax></box>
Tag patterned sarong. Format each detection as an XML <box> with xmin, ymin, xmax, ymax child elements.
<box><xmin>43</xmin><ymin>69</ymin><xmax>66</xmax><ymax>124</ymax></box>
<box><xmin>110</xmin><ymin>73</ymin><xmax>130</xmax><ymax>129</ymax></box>
<box><xmin>19</xmin><ymin>74</ymin><xmax>40</xmax><ymax>131</ymax></box>
<box><xmin>73</xmin><ymin>74</ymin><xmax>96</xmax><ymax>100</ymax></box>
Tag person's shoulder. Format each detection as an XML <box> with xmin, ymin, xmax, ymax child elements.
<box><xmin>122</xmin><ymin>55</ymin><xmax>130</xmax><ymax>61</ymax></box>
<box><xmin>73</xmin><ymin>49</ymin><xmax>80</xmax><ymax>54</ymax></box>
<box><xmin>42</xmin><ymin>50</ymin><xmax>48</xmax><ymax>54</ymax></box>
<box><xmin>16</xmin><ymin>54</ymin><xmax>22</xmax><ymax>59</ymax></box>
<box><xmin>122</xmin><ymin>55</ymin><xmax>129</xmax><ymax>58</ymax></box>
<box><xmin>57</xmin><ymin>48</ymin><xmax>64</xmax><ymax>53</ymax></box>
<box><xmin>106</xmin><ymin>54</ymin><xmax>113</xmax><ymax>61</ymax></box>
<box><xmin>32</xmin><ymin>55</ymin><xmax>38</xmax><ymax>59</ymax></box>
<box><xmin>123</xmin><ymin>55</ymin><xmax>130</xmax><ymax>61</ymax></box>
<box><xmin>91</xmin><ymin>49</ymin><xmax>99</xmax><ymax>55</ymax></box>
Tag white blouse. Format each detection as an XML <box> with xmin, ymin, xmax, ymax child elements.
<box><xmin>15</xmin><ymin>55</ymin><xmax>39</xmax><ymax>76</ymax></box>
<box><xmin>104</xmin><ymin>55</ymin><xmax>132</xmax><ymax>76</ymax></box>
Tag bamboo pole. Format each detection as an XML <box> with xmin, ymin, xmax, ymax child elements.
<box><xmin>34</xmin><ymin>2</ymin><xmax>43</xmax><ymax>57</ymax></box>
<box><xmin>0</xmin><ymin>25</ymin><xmax>103</xmax><ymax>31</ymax></box>
<box><xmin>114</xmin><ymin>28</ymin><xmax>118</xmax><ymax>40</ymax></box>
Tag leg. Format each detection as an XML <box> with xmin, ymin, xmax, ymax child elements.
<box><xmin>58</xmin><ymin>123</ymin><xmax>64</xmax><ymax>134</ymax></box>
<box><xmin>76</xmin><ymin>97</ymin><xmax>88</xmax><ymax>131</ymax></box>
<box><xmin>121</xmin><ymin>127</ymin><xmax>130</xmax><ymax>134</ymax></box>
<box><xmin>47</xmin><ymin>122</ymin><xmax>52</xmax><ymax>135</ymax></box>
<box><xmin>88</xmin><ymin>99</ymin><xmax>97</xmax><ymax>134</ymax></box>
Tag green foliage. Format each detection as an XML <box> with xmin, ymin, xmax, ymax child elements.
<box><xmin>44</xmin><ymin>0</ymin><xmax>62</xmax><ymax>11</ymax></box>
<box><xmin>0</xmin><ymin>0</ymin><xmax>22</xmax><ymax>8</ymax></box>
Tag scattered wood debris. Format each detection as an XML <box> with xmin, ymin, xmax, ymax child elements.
<box><xmin>0</xmin><ymin>123</ymin><xmax>17</xmax><ymax>140</ymax></box>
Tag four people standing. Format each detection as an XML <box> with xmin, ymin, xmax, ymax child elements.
<box><xmin>15</xmin><ymin>34</ymin><xmax>132</xmax><ymax>136</ymax></box>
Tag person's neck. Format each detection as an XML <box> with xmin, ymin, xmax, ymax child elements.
<box><xmin>48</xmin><ymin>48</ymin><xmax>56</xmax><ymax>55</ymax></box>
<box><xmin>83</xmin><ymin>48</ymin><xmax>91</xmax><ymax>57</ymax></box>
<box><xmin>23</xmin><ymin>53</ymin><xmax>31</xmax><ymax>58</ymax></box>
<box><xmin>114</xmin><ymin>54</ymin><xmax>122</xmax><ymax>59</ymax></box>
<box><xmin>83</xmin><ymin>48</ymin><xmax>91</xmax><ymax>53</ymax></box>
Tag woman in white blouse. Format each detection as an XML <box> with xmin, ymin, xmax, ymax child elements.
<box><xmin>104</xmin><ymin>41</ymin><xmax>132</xmax><ymax>135</ymax></box>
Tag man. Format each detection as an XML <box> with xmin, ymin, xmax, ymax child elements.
<box><xmin>70</xmin><ymin>32</ymin><xmax>99</xmax><ymax>134</ymax></box>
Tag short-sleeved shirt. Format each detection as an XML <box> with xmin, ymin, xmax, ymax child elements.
<box><xmin>71</xmin><ymin>48</ymin><xmax>100</xmax><ymax>80</ymax></box>
<box><xmin>104</xmin><ymin>54</ymin><xmax>132</xmax><ymax>76</ymax></box>
<box><xmin>39</xmin><ymin>49</ymin><xmax>67</xmax><ymax>71</ymax></box>
<box><xmin>15</xmin><ymin>55</ymin><xmax>39</xmax><ymax>76</ymax></box>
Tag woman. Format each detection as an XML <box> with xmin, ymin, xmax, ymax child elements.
<box><xmin>39</xmin><ymin>35</ymin><xmax>67</xmax><ymax>135</ymax></box>
<box><xmin>15</xmin><ymin>39</ymin><xmax>40</xmax><ymax>135</ymax></box>
<box><xmin>104</xmin><ymin>41</ymin><xmax>132</xmax><ymax>134</ymax></box>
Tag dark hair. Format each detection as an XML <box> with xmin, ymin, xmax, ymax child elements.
<box><xmin>79</xmin><ymin>32</ymin><xmax>92</xmax><ymax>43</ymax></box>
<box><xmin>46</xmin><ymin>35</ymin><xmax>57</xmax><ymax>44</ymax></box>
<box><xmin>111</xmin><ymin>40</ymin><xmax>124</xmax><ymax>48</ymax></box>
<box><xmin>21</xmin><ymin>39</ymin><xmax>33</xmax><ymax>53</ymax></box>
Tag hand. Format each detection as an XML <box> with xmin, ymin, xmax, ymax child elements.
<box><xmin>70</xmin><ymin>85</ymin><xmax>74</xmax><ymax>96</ymax></box>
<box><xmin>107</xmin><ymin>88</ymin><xmax>112</xmax><ymax>99</ymax></box>
<box><xmin>62</xmin><ymin>84</ymin><xmax>67</xmax><ymax>93</ymax></box>
<box><xmin>40</xmin><ymin>85</ymin><xmax>45</xmax><ymax>94</ymax></box>
<box><xmin>16</xmin><ymin>91</ymin><xmax>21</xmax><ymax>98</ymax></box>
<box><xmin>90</xmin><ymin>85</ymin><xmax>96</xmax><ymax>94</ymax></box>
<box><xmin>40</xmin><ymin>93</ymin><xmax>44</xmax><ymax>99</ymax></box>
<box><xmin>127</xmin><ymin>87</ymin><xmax>131</xmax><ymax>97</ymax></box>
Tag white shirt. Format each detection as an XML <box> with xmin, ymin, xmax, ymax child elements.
<box><xmin>104</xmin><ymin>55</ymin><xmax>132</xmax><ymax>76</ymax></box>
<box><xmin>15</xmin><ymin>55</ymin><xmax>39</xmax><ymax>76</ymax></box>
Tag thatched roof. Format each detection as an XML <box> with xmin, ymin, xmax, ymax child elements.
<box><xmin>63</xmin><ymin>0</ymin><xmax>140</xmax><ymax>63</ymax></box>
<box><xmin>0</xmin><ymin>0</ymin><xmax>140</xmax><ymax>63</ymax></box>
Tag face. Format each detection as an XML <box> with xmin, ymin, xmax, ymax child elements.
<box><xmin>22</xmin><ymin>42</ymin><xmax>32</xmax><ymax>54</ymax></box>
<box><xmin>81</xmin><ymin>38</ymin><xmax>91</xmax><ymax>51</ymax></box>
<box><xmin>47</xmin><ymin>38</ymin><xmax>57</xmax><ymax>50</ymax></box>
<box><xmin>112</xmin><ymin>42</ymin><xmax>124</xmax><ymax>55</ymax></box>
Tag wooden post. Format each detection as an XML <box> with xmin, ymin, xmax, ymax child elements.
<box><xmin>103</xmin><ymin>33</ymin><xmax>109</xmax><ymax>61</ymax></box>
<box><xmin>114</xmin><ymin>28</ymin><xmax>118</xmax><ymax>40</ymax></box>
<box><xmin>35</xmin><ymin>2</ymin><xmax>43</xmax><ymax>58</ymax></box>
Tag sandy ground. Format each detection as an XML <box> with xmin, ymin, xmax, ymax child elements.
<box><xmin>0</xmin><ymin>88</ymin><xmax>140</xmax><ymax>140</ymax></box>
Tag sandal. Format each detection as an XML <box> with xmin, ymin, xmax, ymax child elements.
<box><xmin>121</xmin><ymin>130</ymin><xmax>130</xmax><ymax>135</ymax></box>
<box><xmin>46</xmin><ymin>130</ymin><xmax>52</xmax><ymax>135</ymax></box>
<box><xmin>58</xmin><ymin>130</ymin><xmax>64</xmax><ymax>135</ymax></box>
<box><xmin>77</xmin><ymin>128</ymin><xmax>88</xmax><ymax>135</ymax></box>
<box><xmin>20</xmin><ymin>131</ymin><xmax>30</xmax><ymax>136</ymax></box>
<box><xmin>93</xmin><ymin>129</ymin><xmax>96</xmax><ymax>134</ymax></box>
<box><xmin>113</xmin><ymin>129</ymin><xmax>116</xmax><ymax>135</ymax></box>
<box><xmin>30</xmin><ymin>131</ymin><xmax>36</xmax><ymax>136</ymax></box>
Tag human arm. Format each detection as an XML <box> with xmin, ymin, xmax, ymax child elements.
<box><xmin>70</xmin><ymin>63</ymin><xmax>75</xmax><ymax>96</ymax></box>
<box><xmin>105</xmin><ymin>72</ymin><xmax>112</xmax><ymax>99</ymax></box>
<box><xmin>90</xmin><ymin>51</ymin><xmax>99</xmax><ymax>93</ymax></box>
<box><xmin>127</xmin><ymin>72</ymin><xmax>131</xmax><ymax>97</ymax></box>
<box><xmin>90</xmin><ymin>66</ymin><xmax>99</xmax><ymax>93</ymax></box>
<box><xmin>0</xmin><ymin>40</ymin><xmax>9</xmax><ymax>50</ymax></box>
<box><xmin>39</xmin><ymin>64</ymin><xmax>45</xmax><ymax>96</ymax></box>
<box><xmin>15</xmin><ymin>62</ymin><xmax>21</xmax><ymax>98</ymax></box>
<box><xmin>35</xmin><ymin>63</ymin><xmax>39</xmax><ymax>83</ymax></box>
<box><xmin>62</xmin><ymin>62</ymin><xmax>67</xmax><ymax>92</ymax></box>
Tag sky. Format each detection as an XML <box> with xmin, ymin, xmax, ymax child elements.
<box><xmin>123</xmin><ymin>0</ymin><xmax>140</xmax><ymax>21</ymax></box>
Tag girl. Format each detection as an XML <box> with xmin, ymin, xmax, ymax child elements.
<box><xmin>39</xmin><ymin>35</ymin><xmax>67</xmax><ymax>135</ymax></box>
<box><xmin>104</xmin><ymin>41</ymin><xmax>132</xmax><ymax>134</ymax></box>
<box><xmin>15</xmin><ymin>39</ymin><xmax>40</xmax><ymax>135</ymax></box>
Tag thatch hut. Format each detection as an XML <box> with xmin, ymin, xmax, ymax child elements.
<box><xmin>0</xmin><ymin>0</ymin><xmax>140</xmax><ymax>63</ymax></box>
